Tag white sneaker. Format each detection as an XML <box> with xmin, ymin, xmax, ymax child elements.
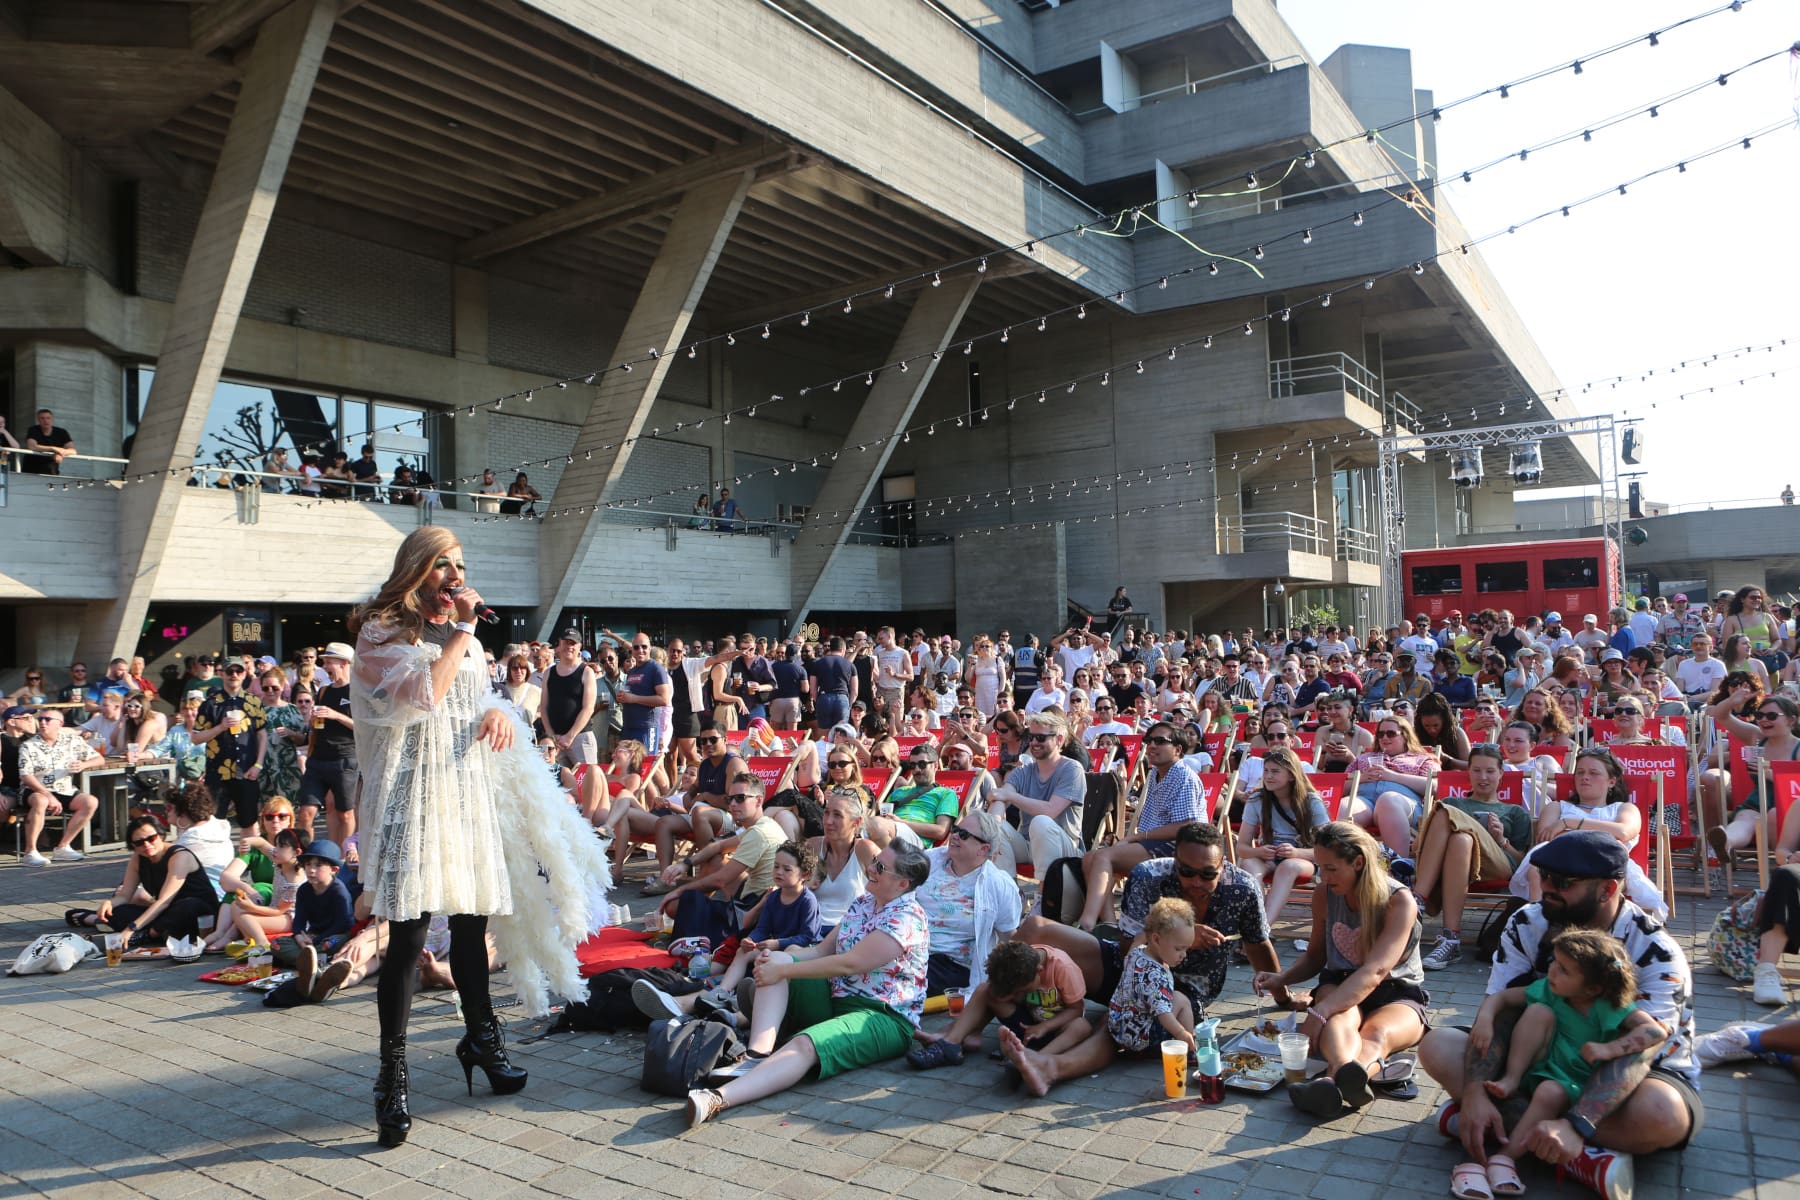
<box><xmin>51</xmin><ymin>846</ymin><xmax>84</xmax><ymax>863</ymax></box>
<box><xmin>631</xmin><ymin>978</ymin><xmax>686</xmax><ymax>1022</ymax></box>
<box><xmin>1753</xmin><ymin>962</ymin><xmax>1788</xmax><ymax>1007</ymax></box>
<box><xmin>21</xmin><ymin>851</ymin><xmax>49</xmax><ymax>866</ymax></box>
<box><xmin>1694</xmin><ymin>1022</ymin><xmax>1770</xmax><ymax>1068</ymax></box>
<box><xmin>684</xmin><ymin>1087</ymin><xmax>724</xmax><ymax>1131</ymax></box>
<box><xmin>1422</xmin><ymin>933</ymin><xmax>1462</xmax><ymax>971</ymax></box>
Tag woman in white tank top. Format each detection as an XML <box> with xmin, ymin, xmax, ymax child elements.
<box><xmin>808</xmin><ymin>787</ymin><xmax>879</xmax><ymax>931</ymax></box>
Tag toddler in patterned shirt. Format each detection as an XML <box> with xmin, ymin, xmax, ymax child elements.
<box><xmin>1107</xmin><ymin>896</ymin><xmax>1199</xmax><ymax>1055</ymax></box>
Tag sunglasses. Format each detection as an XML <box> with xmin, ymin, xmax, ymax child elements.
<box><xmin>950</xmin><ymin>826</ymin><xmax>990</xmax><ymax>845</ymax></box>
<box><xmin>1265</xmin><ymin>732</ymin><xmax>1289</xmax><ymax>741</ymax></box>
<box><xmin>869</xmin><ymin>858</ymin><xmax>890</xmax><ymax>878</ymax></box>
<box><xmin>727</xmin><ymin>793</ymin><xmax>751</xmax><ymax>804</ymax></box>
<box><xmin>260</xmin><ymin>685</ymin><xmax>282</xmax><ymax>693</ymax></box>
<box><xmin>1379</xmin><ymin>729</ymin><xmax>1404</xmax><ymax>738</ymax></box>
<box><xmin>1756</xmin><ymin>710</ymin><xmax>1785</xmax><ymax>721</ymax></box>
<box><xmin>1143</xmin><ymin>735</ymin><xmax>1177</xmax><ymax>746</ymax></box>
<box><xmin>1541</xmin><ymin>871</ymin><xmax>1592</xmax><ymax>892</ymax></box>
<box><xmin>1175</xmin><ymin>864</ymin><xmax>1221</xmax><ymax>881</ymax></box>
<box><xmin>828</xmin><ymin>759</ymin><xmax>854</xmax><ymax>768</ymax></box>
<box><xmin>25</xmin><ymin>675</ymin><xmax>41</xmax><ymax>682</ymax></box>
<box><xmin>1026</xmin><ymin>732</ymin><xmax>1057</xmax><ymax>744</ymax></box>
<box><xmin>129</xmin><ymin>833</ymin><xmax>160</xmax><ymax>848</ymax></box>
<box><xmin>260</xmin><ymin>811</ymin><xmax>290</xmax><ymax>821</ymax></box>
<box><xmin>697</xmin><ymin>736</ymin><xmax>721</xmax><ymax>745</ymax></box>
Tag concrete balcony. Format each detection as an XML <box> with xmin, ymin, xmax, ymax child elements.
<box><xmin>0</xmin><ymin>473</ymin><xmax>909</xmax><ymax>614</ymax></box>
<box><xmin>1202</xmin><ymin>511</ymin><xmax>1383</xmax><ymax>588</ymax></box>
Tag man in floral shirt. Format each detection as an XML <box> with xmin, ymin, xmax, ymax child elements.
<box><xmin>193</xmin><ymin>661</ymin><xmax>267</xmax><ymax>829</ymax></box>
<box><xmin>14</xmin><ymin>708</ymin><xmax>103</xmax><ymax>864</ymax></box>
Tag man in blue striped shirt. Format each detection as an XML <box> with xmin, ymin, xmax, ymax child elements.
<box><xmin>1070</xmin><ymin>722</ymin><xmax>1209</xmax><ymax>932</ymax></box>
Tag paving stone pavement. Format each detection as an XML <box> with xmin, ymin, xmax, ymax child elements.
<box><xmin>1</xmin><ymin>849</ymin><xmax>1792</xmax><ymax>1200</ymax></box>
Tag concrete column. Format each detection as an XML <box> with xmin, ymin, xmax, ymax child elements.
<box><xmin>531</xmin><ymin>169</ymin><xmax>755</xmax><ymax>639</ymax></box>
<box><xmin>77</xmin><ymin>0</ymin><xmax>338</xmax><ymax>667</ymax></box>
<box><xmin>1707</xmin><ymin>561</ymin><xmax>1764</xmax><ymax>598</ymax></box>
<box><xmin>785</xmin><ymin>276</ymin><xmax>981</xmax><ymax>635</ymax></box>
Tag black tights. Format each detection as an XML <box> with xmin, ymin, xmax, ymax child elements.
<box><xmin>376</xmin><ymin>913</ymin><xmax>491</xmax><ymax>1040</ymax></box>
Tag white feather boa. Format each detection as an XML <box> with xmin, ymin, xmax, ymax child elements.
<box><xmin>476</xmin><ymin>698</ymin><xmax>611</xmax><ymax>1016</ymax></box>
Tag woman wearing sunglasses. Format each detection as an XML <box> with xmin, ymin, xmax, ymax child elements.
<box><xmin>1700</xmin><ymin>689</ymin><xmax>1800</xmax><ymax>868</ymax></box>
<box><xmin>256</xmin><ymin>669</ymin><xmax>306</xmax><ymax>807</ymax></box>
<box><xmin>7</xmin><ymin>666</ymin><xmax>48</xmax><ymax>707</ymax></box>
<box><xmin>70</xmin><ymin>789</ymin><xmax>223</xmax><ymax>943</ymax></box>
<box><xmin>118</xmin><ymin>690</ymin><xmax>168</xmax><ymax>762</ymax></box>
<box><xmin>1350</xmin><ymin>718</ymin><xmax>1436</xmax><ymax>858</ymax></box>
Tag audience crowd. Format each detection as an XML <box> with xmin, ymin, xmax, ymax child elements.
<box><xmin>7</xmin><ymin>587</ymin><xmax>1798</xmax><ymax>1197</ymax></box>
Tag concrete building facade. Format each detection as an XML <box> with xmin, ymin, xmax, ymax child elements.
<box><xmin>0</xmin><ymin>0</ymin><xmax>1586</xmax><ymax>676</ymax></box>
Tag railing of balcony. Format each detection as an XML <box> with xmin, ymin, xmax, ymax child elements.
<box><xmin>1336</xmin><ymin>527</ymin><xmax>1381</xmax><ymax>565</ymax></box>
<box><xmin>1267</xmin><ymin>352</ymin><xmax>1382</xmax><ymax>408</ymax></box>
<box><xmin>1070</xmin><ymin>56</ymin><xmax>1308</xmax><ymax>120</ymax></box>
<box><xmin>1386</xmin><ymin>390</ymin><xmax>1423</xmax><ymax>431</ymax></box>
<box><xmin>1217</xmin><ymin>510</ymin><xmax>1327</xmax><ymax>556</ymax></box>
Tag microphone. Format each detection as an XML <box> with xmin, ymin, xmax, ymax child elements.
<box><xmin>448</xmin><ymin>586</ymin><xmax>500</xmax><ymax>625</ymax></box>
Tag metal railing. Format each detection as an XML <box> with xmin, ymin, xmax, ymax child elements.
<box><xmin>1386</xmin><ymin>390</ymin><xmax>1423</xmax><ymax>431</ymax></box>
<box><xmin>1268</xmin><ymin>352</ymin><xmax>1382</xmax><ymax>408</ymax></box>
<box><xmin>1070</xmin><ymin>55</ymin><xmax>1307</xmax><ymax>120</ymax></box>
<box><xmin>1217</xmin><ymin>511</ymin><xmax>1328</xmax><ymax>556</ymax></box>
<box><xmin>1336</xmin><ymin>526</ymin><xmax>1381</xmax><ymax>565</ymax></box>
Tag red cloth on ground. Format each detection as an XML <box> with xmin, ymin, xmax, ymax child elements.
<box><xmin>575</xmin><ymin>926</ymin><xmax>676</xmax><ymax>976</ymax></box>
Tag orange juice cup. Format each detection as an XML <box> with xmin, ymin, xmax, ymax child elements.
<box><xmin>1160</xmin><ymin>1039</ymin><xmax>1188</xmax><ymax>1099</ymax></box>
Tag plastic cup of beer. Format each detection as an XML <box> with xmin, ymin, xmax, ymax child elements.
<box><xmin>945</xmin><ymin>986</ymin><xmax>966</xmax><ymax>1015</ymax></box>
<box><xmin>1278</xmin><ymin>1031</ymin><xmax>1310</xmax><ymax>1084</ymax></box>
<box><xmin>312</xmin><ymin>714</ymin><xmax>326</xmax><ymax>730</ymax></box>
<box><xmin>250</xmin><ymin>951</ymin><xmax>273</xmax><ymax>980</ymax></box>
<box><xmin>1160</xmin><ymin>1039</ymin><xmax>1189</xmax><ymax>1099</ymax></box>
<box><xmin>104</xmin><ymin>933</ymin><xmax>124</xmax><ymax>967</ymax></box>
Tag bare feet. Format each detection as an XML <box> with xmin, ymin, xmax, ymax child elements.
<box><xmin>1483</xmin><ymin>1078</ymin><xmax>1517</xmax><ymax>1102</ymax></box>
<box><xmin>998</xmin><ymin>1027</ymin><xmax>1052</xmax><ymax>1097</ymax></box>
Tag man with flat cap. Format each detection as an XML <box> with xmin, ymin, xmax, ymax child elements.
<box><xmin>1419</xmin><ymin>832</ymin><xmax>1699</xmax><ymax>1200</ymax></box>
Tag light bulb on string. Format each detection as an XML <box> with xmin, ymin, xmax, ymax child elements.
<box><xmin>1202</xmin><ymin>335</ymin><xmax>1213</xmax><ymax>349</ymax></box>
<box><xmin>931</xmin><ymin>272</ymin><xmax>941</xmax><ymax>287</ymax></box>
<box><xmin>884</xmin><ymin>284</ymin><xmax>895</xmax><ymax>299</ymax></box>
<box><xmin>1253</xmin><ymin>245</ymin><xmax>1264</xmax><ymax>260</ymax></box>
<box><xmin>1302</xmin><ymin>229</ymin><xmax>1313</xmax><ymax>244</ymax></box>
<box><xmin>761</xmin><ymin>325</ymin><xmax>771</xmax><ymax>339</ymax></box>
<box><xmin>1321</xmin><ymin>293</ymin><xmax>1332</xmax><ymax>308</ymax></box>
<box><xmin>1243</xmin><ymin>323</ymin><xmax>1254</xmax><ymax>336</ymax></box>
<box><xmin>977</xmin><ymin>257</ymin><xmax>988</xmax><ymax>273</ymax></box>
<box><xmin>1158</xmin><ymin>276</ymin><xmax>1168</xmax><ymax>289</ymax></box>
<box><xmin>801</xmin><ymin>311</ymin><xmax>811</xmax><ymax>326</ymax></box>
<box><xmin>1037</xmin><ymin>317</ymin><xmax>1047</xmax><ymax>332</ymax></box>
<box><xmin>1353</xmin><ymin>211</ymin><xmax>1364</xmax><ymax>227</ymax></box>
<box><xmin>687</xmin><ymin>345</ymin><xmax>697</xmax><ymax>358</ymax></box>
<box><xmin>1000</xmin><ymin>327</ymin><xmax>1010</xmax><ymax>343</ymax></box>
<box><xmin>1304</xmin><ymin>151</ymin><xmax>1316</xmax><ymax>169</ymax></box>
<box><xmin>1134</xmin><ymin>361</ymin><xmax>1144</xmax><ymax>374</ymax></box>
<box><xmin>1101</xmin><ymin>372</ymin><xmax>1110</xmax><ymax>386</ymax></box>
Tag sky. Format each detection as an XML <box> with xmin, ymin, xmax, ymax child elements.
<box><xmin>1278</xmin><ymin>0</ymin><xmax>1799</xmax><ymax>512</ymax></box>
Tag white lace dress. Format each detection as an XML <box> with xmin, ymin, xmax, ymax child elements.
<box><xmin>352</xmin><ymin>619</ymin><xmax>611</xmax><ymax>1014</ymax></box>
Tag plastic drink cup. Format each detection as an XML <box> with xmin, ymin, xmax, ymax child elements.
<box><xmin>312</xmin><ymin>715</ymin><xmax>326</xmax><ymax>730</ymax></box>
<box><xmin>104</xmin><ymin>934</ymin><xmax>123</xmax><ymax>967</ymax></box>
<box><xmin>1160</xmin><ymin>1039</ymin><xmax>1188</xmax><ymax>1099</ymax></box>
<box><xmin>1278</xmin><ymin>1031</ymin><xmax>1310</xmax><ymax>1084</ymax></box>
<box><xmin>250</xmin><ymin>951</ymin><xmax>273</xmax><ymax>980</ymax></box>
<box><xmin>945</xmin><ymin>987</ymin><xmax>966</xmax><ymax>1015</ymax></box>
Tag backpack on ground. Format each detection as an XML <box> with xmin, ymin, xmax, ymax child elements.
<box><xmin>640</xmin><ymin>1016</ymin><xmax>744</xmax><ymax>1096</ymax></box>
<box><xmin>552</xmin><ymin>966</ymin><xmax>701</xmax><ymax>1033</ymax></box>
<box><xmin>1038</xmin><ymin>856</ymin><xmax>1088</xmax><ymax>927</ymax></box>
<box><xmin>1473</xmin><ymin>898</ymin><xmax>1527</xmax><ymax>963</ymax></box>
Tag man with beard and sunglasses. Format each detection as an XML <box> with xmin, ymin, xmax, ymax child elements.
<box><xmin>1003</xmin><ymin>822</ymin><xmax>1289</xmax><ymax>1095</ymax></box>
<box><xmin>1419</xmin><ymin>832</ymin><xmax>1700</xmax><ymax>1200</ymax></box>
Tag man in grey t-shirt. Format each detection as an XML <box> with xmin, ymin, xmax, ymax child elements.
<box><xmin>991</xmin><ymin>711</ymin><xmax>1085</xmax><ymax>879</ymax></box>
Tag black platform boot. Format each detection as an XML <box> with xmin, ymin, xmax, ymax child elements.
<box><xmin>455</xmin><ymin>1009</ymin><xmax>529</xmax><ymax>1096</ymax></box>
<box><xmin>374</xmin><ymin>1034</ymin><xmax>412</xmax><ymax>1147</ymax></box>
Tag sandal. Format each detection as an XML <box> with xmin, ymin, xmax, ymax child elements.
<box><xmin>1451</xmin><ymin>1162</ymin><xmax>1496</xmax><ymax>1200</ymax></box>
<box><xmin>1485</xmin><ymin>1154</ymin><xmax>1525</xmax><ymax>1197</ymax></box>
<box><xmin>906</xmin><ymin>1038</ymin><xmax>965</xmax><ymax>1070</ymax></box>
<box><xmin>64</xmin><ymin>908</ymin><xmax>98</xmax><ymax>928</ymax></box>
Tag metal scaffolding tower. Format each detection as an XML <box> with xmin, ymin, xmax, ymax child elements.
<box><xmin>1377</xmin><ymin>414</ymin><xmax>1622</xmax><ymax>623</ymax></box>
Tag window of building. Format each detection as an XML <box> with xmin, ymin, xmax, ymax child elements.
<box><xmin>1410</xmin><ymin>565</ymin><xmax>1463</xmax><ymax>596</ymax></box>
<box><xmin>1543</xmin><ymin>556</ymin><xmax>1600</xmax><ymax>590</ymax></box>
<box><xmin>1475</xmin><ymin>560</ymin><xmax>1529</xmax><ymax>594</ymax></box>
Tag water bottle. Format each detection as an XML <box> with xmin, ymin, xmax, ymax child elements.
<box><xmin>687</xmin><ymin>952</ymin><xmax>712</xmax><ymax>979</ymax></box>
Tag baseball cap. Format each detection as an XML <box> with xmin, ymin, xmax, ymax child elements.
<box><xmin>1</xmin><ymin>705</ymin><xmax>35</xmax><ymax>721</ymax></box>
<box><xmin>1545</xmin><ymin>611</ymin><xmax>1561</xmax><ymax>623</ymax></box>
<box><xmin>257</xmin><ymin>655</ymin><xmax>278</xmax><ymax>668</ymax></box>
<box><xmin>556</xmin><ymin>628</ymin><xmax>583</xmax><ymax>644</ymax></box>
<box><xmin>1582</xmin><ymin>613</ymin><xmax>1598</xmax><ymax>624</ymax></box>
<box><xmin>1531</xmin><ymin>830</ymin><xmax>1628</xmax><ymax>881</ymax></box>
<box><xmin>1600</xmin><ymin>648</ymin><xmax>1625</xmax><ymax>663</ymax></box>
<box><xmin>1635</xmin><ymin>597</ymin><xmax>1650</xmax><ymax>610</ymax></box>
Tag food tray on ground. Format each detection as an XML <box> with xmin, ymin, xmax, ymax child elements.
<box><xmin>1218</xmin><ymin>1021</ymin><xmax>1326</xmax><ymax>1092</ymax></box>
<box><xmin>120</xmin><ymin>947</ymin><xmax>169</xmax><ymax>961</ymax></box>
<box><xmin>1233</xmin><ymin>1012</ymin><xmax>1303</xmax><ymax>1055</ymax></box>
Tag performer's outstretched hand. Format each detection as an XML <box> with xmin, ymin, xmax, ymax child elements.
<box><xmin>477</xmin><ymin>708</ymin><xmax>513</xmax><ymax>752</ymax></box>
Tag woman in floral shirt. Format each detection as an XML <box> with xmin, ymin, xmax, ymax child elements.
<box><xmin>683</xmin><ymin>843</ymin><xmax>932</xmax><ymax>1129</ymax></box>
<box><xmin>255</xmin><ymin>668</ymin><xmax>306</xmax><ymax>805</ymax></box>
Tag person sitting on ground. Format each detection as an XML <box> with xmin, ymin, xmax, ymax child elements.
<box><xmin>303</xmin><ymin>913</ymin><xmax>500</xmax><ymax>1006</ymax></box>
<box><xmin>1456</xmin><ymin>929</ymin><xmax>1668</xmax><ymax>1200</ymax></box>
<box><xmin>223</xmin><ymin>829</ymin><xmax>305</xmax><ymax>950</ymax></box>
<box><xmin>674</xmin><ymin>843</ymin><xmax>931</xmax><ymax>1129</ymax></box>
<box><xmin>202</xmin><ymin>796</ymin><xmax>294</xmax><ymax>950</ymax></box>
<box><xmin>1417</xmin><ymin>746</ymin><xmax>1534</xmax><ymax>972</ymax></box>
<box><xmin>1252</xmin><ymin>821</ymin><xmax>1430</xmax><ymax>1119</ymax></box>
<box><xmin>1350</xmin><ymin>714</ymin><xmax>1436</xmax><ymax>858</ymax></box>
<box><xmin>999</xmin><ymin>896</ymin><xmax>1200</xmax><ymax>1097</ymax></box>
<box><xmin>1013</xmin><ymin>822</ymin><xmax>1289</xmax><ymax>1039</ymax></box>
<box><xmin>802</xmin><ymin>788</ymin><xmax>878</xmax><ymax>939</ymax></box>
<box><xmin>1071</xmin><ymin>721</ymin><xmax>1209</xmax><ymax>932</ymax></box>
<box><xmin>1419</xmin><ymin>832</ymin><xmax>1701</xmax><ymax>1200</ymax></box>
<box><xmin>689</xmin><ymin>841</ymin><xmax>824</xmax><ymax>1027</ymax></box>
<box><xmin>907</xmin><ymin>938</ymin><xmax>1092</xmax><ymax>1070</ymax></box>
<box><xmin>290</xmin><ymin>837</ymin><xmax>355</xmax><ymax>965</ymax></box>
<box><xmin>1235</xmin><ymin>746</ymin><xmax>1333</xmax><ymax>923</ymax></box>
<box><xmin>903</xmin><ymin>807</ymin><xmax>1021</xmax><ymax>998</ymax></box>
<box><xmin>76</xmin><ymin>813</ymin><xmax>218</xmax><ymax>945</ymax></box>
<box><xmin>13</xmin><ymin>706</ymin><xmax>102</xmax><ymax>864</ymax></box>
<box><xmin>869</xmin><ymin>743</ymin><xmax>960</xmax><ymax>849</ymax></box>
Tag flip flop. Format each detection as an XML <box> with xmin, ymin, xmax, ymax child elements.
<box><xmin>1451</xmin><ymin>1162</ymin><xmax>1495</xmax><ymax>1200</ymax></box>
<box><xmin>1485</xmin><ymin>1154</ymin><xmax>1525</xmax><ymax>1197</ymax></box>
<box><xmin>1371</xmin><ymin>1053</ymin><xmax>1421</xmax><ymax>1100</ymax></box>
<box><xmin>64</xmin><ymin>908</ymin><xmax>98</xmax><ymax>928</ymax></box>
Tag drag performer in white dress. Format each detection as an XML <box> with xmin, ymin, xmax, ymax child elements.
<box><xmin>350</xmin><ymin>526</ymin><xmax>609</xmax><ymax>1147</ymax></box>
